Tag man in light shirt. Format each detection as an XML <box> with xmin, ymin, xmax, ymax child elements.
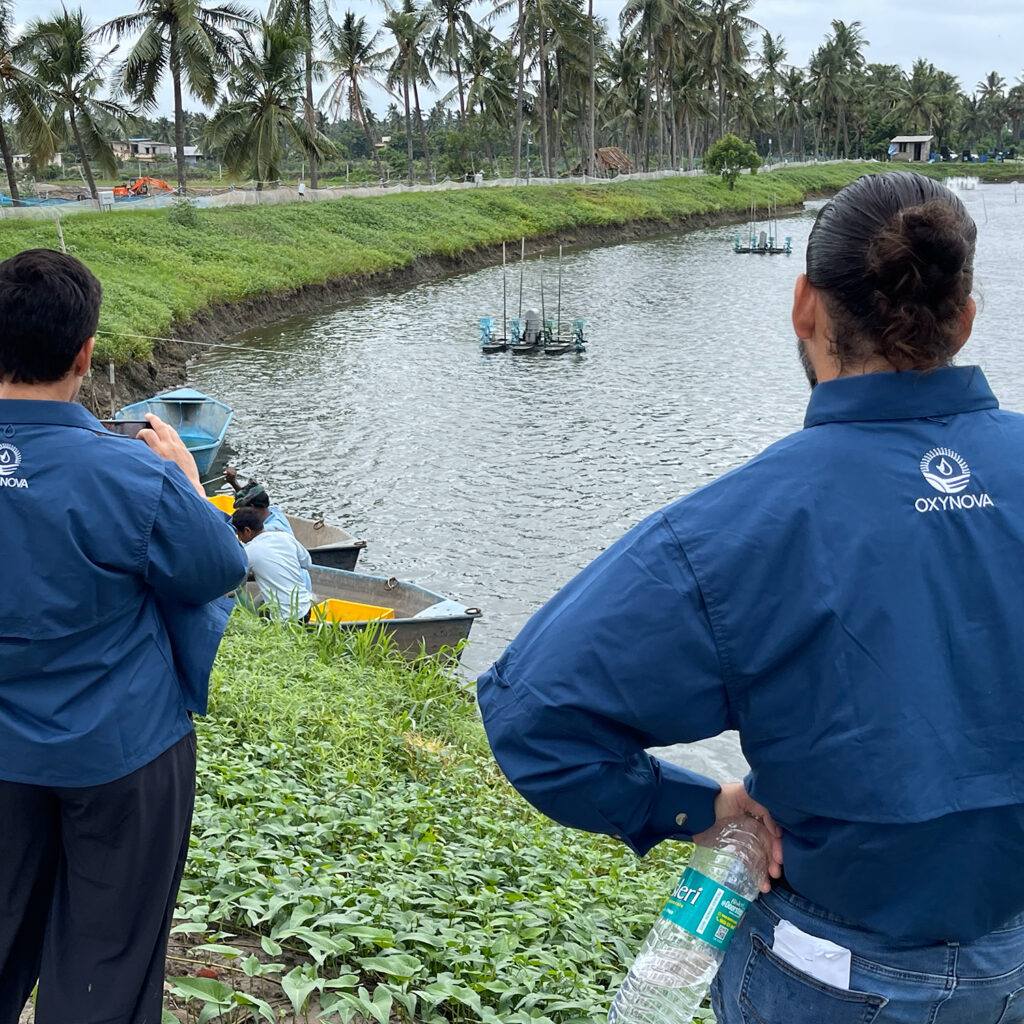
<box><xmin>223</xmin><ymin>467</ymin><xmax>294</xmax><ymax>535</ymax></box>
<box><xmin>231</xmin><ymin>506</ymin><xmax>313</xmax><ymax>622</ymax></box>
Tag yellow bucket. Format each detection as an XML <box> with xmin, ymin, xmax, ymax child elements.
<box><xmin>207</xmin><ymin>493</ymin><xmax>236</xmax><ymax>514</ymax></box>
<box><xmin>311</xmin><ymin>599</ymin><xmax>395</xmax><ymax>624</ymax></box>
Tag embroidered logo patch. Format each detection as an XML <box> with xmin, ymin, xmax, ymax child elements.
<box><xmin>0</xmin><ymin>443</ymin><xmax>22</xmax><ymax>478</ymax></box>
<box><xmin>920</xmin><ymin>447</ymin><xmax>970</xmax><ymax>494</ymax></box>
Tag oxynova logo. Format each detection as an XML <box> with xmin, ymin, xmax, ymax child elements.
<box><xmin>920</xmin><ymin>447</ymin><xmax>970</xmax><ymax>494</ymax></box>
<box><xmin>0</xmin><ymin>443</ymin><xmax>21</xmax><ymax>477</ymax></box>
<box><xmin>914</xmin><ymin>447</ymin><xmax>993</xmax><ymax>514</ymax></box>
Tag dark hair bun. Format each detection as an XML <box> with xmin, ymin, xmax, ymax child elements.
<box><xmin>806</xmin><ymin>174</ymin><xmax>976</xmax><ymax>370</ymax></box>
<box><xmin>867</xmin><ymin>201</ymin><xmax>969</xmax><ymax>297</ymax></box>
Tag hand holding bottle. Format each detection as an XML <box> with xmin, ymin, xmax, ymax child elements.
<box><xmin>693</xmin><ymin>782</ymin><xmax>782</xmax><ymax>894</ymax></box>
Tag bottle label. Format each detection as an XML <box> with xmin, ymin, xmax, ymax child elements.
<box><xmin>660</xmin><ymin>867</ymin><xmax>751</xmax><ymax>951</ymax></box>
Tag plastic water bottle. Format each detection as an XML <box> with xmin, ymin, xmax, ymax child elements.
<box><xmin>608</xmin><ymin>819</ymin><xmax>768</xmax><ymax>1024</ymax></box>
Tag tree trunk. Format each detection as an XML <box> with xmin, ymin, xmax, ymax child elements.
<box><xmin>513</xmin><ymin>0</ymin><xmax>525</xmax><ymax>178</ymax></box>
<box><xmin>68</xmin><ymin>108</ymin><xmax>99</xmax><ymax>202</ymax></box>
<box><xmin>454</xmin><ymin>49</ymin><xmax>466</xmax><ymax>122</ymax></box>
<box><xmin>0</xmin><ymin>119</ymin><xmax>20</xmax><ymax>205</ymax></box>
<box><xmin>655</xmin><ymin>44</ymin><xmax>664</xmax><ymax>170</ymax></box>
<box><xmin>587</xmin><ymin>0</ymin><xmax>595</xmax><ymax>175</ymax></box>
<box><xmin>403</xmin><ymin>57</ymin><xmax>414</xmax><ymax>185</ymax></box>
<box><xmin>303</xmin><ymin>0</ymin><xmax>319</xmax><ymax>189</ymax></box>
<box><xmin>412</xmin><ymin>77</ymin><xmax>432</xmax><ymax>178</ymax></box>
<box><xmin>171</xmin><ymin>57</ymin><xmax>188</xmax><ymax>192</ymax></box>
<box><xmin>555</xmin><ymin>52</ymin><xmax>566</xmax><ymax>176</ymax></box>
<box><xmin>639</xmin><ymin>30</ymin><xmax>652</xmax><ymax>169</ymax></box>
<box><xmin>538</xmin><ymin>14</ymin><xmax>550</xmax><ymax>177</ymax></box>
<box><xmin>355</xmin><ymin>82</ymin><xmax>384</xmax><ymax>179</ymax></box>
<box><xmin>716</xmin><ymin>66</ymin><xmax>725</xmax><ymax>140</ymax></box>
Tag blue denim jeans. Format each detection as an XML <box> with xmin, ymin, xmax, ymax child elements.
<box><xmin>710</xmin><ymin>884</ymin><xmax>1024</xmax><ymax>1024</ymax></box>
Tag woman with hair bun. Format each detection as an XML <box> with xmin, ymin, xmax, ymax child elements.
<box><xmin>479</xmin><ymin>171</ymin><xmax>1024</xmax><ymax>1022</ymax></box>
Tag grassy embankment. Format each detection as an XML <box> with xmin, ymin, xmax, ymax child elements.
<box><xmin>0</xmin><ymin>162</ymin><xmax>890</xmax><ymax>367</ymax></box>
<box><xmin>161</xmin><ymin>616</ymin><xmax>708</xmax><ymax>1024</ymax></box>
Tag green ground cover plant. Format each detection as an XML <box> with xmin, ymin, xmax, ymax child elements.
<box><xmin>165</xmin><ymin>614</ymin><xmax>701</xmax><ymax>1023</ymax></box>
<box><xmin>0</xmin><ymin>163</ymin><xmax>901</xmax><ymax>366</ymax></box>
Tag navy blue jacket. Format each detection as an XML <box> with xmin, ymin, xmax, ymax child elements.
<box><xmin>478</xmin><ymin>366</ymin><xmax>1024</xmax><ymax>942</ymax></box>
<box><xmin>0</xmin><ymin>399</ymin><xmax>248</xmax><ymax>787</ymax></box>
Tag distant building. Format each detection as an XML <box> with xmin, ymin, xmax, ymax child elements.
<box><xmin>11</xmin><ymin>153</ymin><xmax>63</xmax><ymax>170</ymax></box>
<box><xmin>889</xmin><ymin>135</ymin><xmax>933</xmax><ymax>163</ymax></box>
<box><xmin>571</xmin><ymin>146</ymin><xmax>636</xmax><ymax>176</ymax></box>
<box><xmin>115</xmin><ymin>139</ymin><xmax>205</xmax><ymax>165</ymax></box>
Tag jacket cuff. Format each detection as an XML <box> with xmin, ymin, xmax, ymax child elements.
<box><xmin>623</xmin><ymin>759</ymin><xmax>721</xmax><ymax>856</ymax></box>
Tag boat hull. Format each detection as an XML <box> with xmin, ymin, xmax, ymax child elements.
<box><xmin>118</xmin><ymin>388</ymin><xmax>232</xmax><ymax>478</ymax></box>
<box><xmin>286</xmin><ymin>515</ymin><xmax>366</xmax><ymax>571</ymax></box>
<box><xmin>246</xmin><ymin>565</ymin><xmax>481</xmax><ymax>659</ymax></box>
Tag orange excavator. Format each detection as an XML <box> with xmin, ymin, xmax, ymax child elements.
<box><xmin>113</xmin><ymin>176</ymin><xmax>176</xmax><ymax>198</ymax></box>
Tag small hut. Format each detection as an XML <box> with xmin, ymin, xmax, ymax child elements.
<box><xmin>889</xmin><ymin>135</ymin><xmax>933</xmax><ymax>163</ymax></box>
<box><xmin>572</xmin><ymin>146</ymin><xmax>635</xmax><ymax>176</ymax></box>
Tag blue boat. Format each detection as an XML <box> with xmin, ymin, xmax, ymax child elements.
<box><xmin>116</xmin><ymin>387</ymin><xmax>232</xmax><ymax>476</ymax></box>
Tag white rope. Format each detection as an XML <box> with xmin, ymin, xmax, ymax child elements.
<box><xmin>95</xmin><ymin>329</ymin><xmax>288</xmax><ymax>357</ymax></box>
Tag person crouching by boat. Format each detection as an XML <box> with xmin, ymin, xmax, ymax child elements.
<box><xmin>0</xmin><ymin>249</ymin><xmax>249</xmax><ymax>1024</ymax></box>
<box><xmin>223</xmin><ymin>465</ymin><xmax>294</xmax><ymax>534</ymax></box>
<box><xmin>231</xmin><ymin>506</ymin><xmax>314</xmax><ymax>622</ymax></box>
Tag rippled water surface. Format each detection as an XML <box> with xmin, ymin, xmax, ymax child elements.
<box><xmin>191</xmin><ymin>181</ymin><xmax>1024</xmax><ymax>780</ymax></box>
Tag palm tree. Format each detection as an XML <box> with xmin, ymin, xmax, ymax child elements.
<box><xmin>0</xmin><ymin>0</ymin><xmax>54</xmax><ymax>204</ymax></box>
<box><xmin>322</xmin><ymin>10</ymin><xmax>393</xmax><ymax>180</ymax></box>
<box><xmin>700</xmin><ymin>0</ymin><xmax>760</xmax><ymax>142</ymax></box>
<box><xmin>977</xmin><ymin>71</ymin><xmax>1007</xmax><ymax>151</ymax></box>
<box><xmin>600</xmin><ymin>29</ymin><xmax>644</xmax><ymax>162</ymax></box>
<box><xmin>100</xmin><ymin>0</ymin><xmax>254</xmax><ymax>192</ymax></box>
<box><xmin>21</xmin><ymin>9</ymin><xmax>135</xmax><ymax>202</ymax></box>
<box><xmin>204</xmin><ymin>18</ymin><xmax>335</xmax><ymax>187</ymax></box>
<box><xmin>780</xmin><ymin>66</ymin><xmax>805</xmax><ymax>157</ymax></box>
<box><xmin>757</xmin><ymin>31</ymin><xmax>785</xmax><ymax>159</ymax></box>
<box><xmin>270</xmin><ymin>0</ymin><xmax>329</xmax><ymax>188</ymax></box>
<box><xmin>827</xmin><ymin>19</ymin><xmax>866</xmax><ymax>156</ymax></box>
<box><xmin>896</xmin><ymin>59</ymin><xmax>942</xmax><ymax>135</ymax></box>
<box><xmin>383</xmin><ymin>0</ymin><xmax>434</xmax><ymax>184</ymax></box>
<box><xmin>586</xmin><ymin>0</ymin><xmax>595</xmax><ymax>173</ymax></box>
<box><xmin>960</xmin><ymin>93</ymin><xmax>985</xmax><ymax>153</ymax></box>
<box><xmin>807</xmin><ymin>39</ymin><xmax>847</xmax><ymax>157</ymax></box>
<box><xmin>427</xmin><ymin>0</ymin><xmax>476</xmax><ymax>121</ymax></box>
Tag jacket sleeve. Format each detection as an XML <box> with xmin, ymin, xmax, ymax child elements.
<box><xmin>143</xmin><ymin>463</ymin><xmax>249</xmax><ymax>604</ymax></box>
<box><xmin>477</xmin><ymin>511</ymin><xmax>732</xmax><ymax>856</ymax></box>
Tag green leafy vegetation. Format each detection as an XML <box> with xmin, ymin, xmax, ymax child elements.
<box><xmin>166</xmin><ymin>613</ymin><xmax>692</xmax><ymax>1022</ymax></box>
<box><xmin>0</xmin><ymin>163</ymin><xmax>900</xmax><ymax>365</ymax></box>
<box><xmin>704</xmin><ymin>136</ymin><xmax>761</xmax><ymax>191</ymax></box>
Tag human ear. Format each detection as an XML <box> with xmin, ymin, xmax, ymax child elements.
<box><xmin>72</xmin><ymin>336</ymin><xmax>95</xmax><ymax>378</ymax></box>
<box><xmin>792</xmin><ymin>274</ymin><xmax>816</xmax><ymax>341</ymax></box>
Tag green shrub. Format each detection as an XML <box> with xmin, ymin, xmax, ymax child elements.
<box><xmin>170</xmin><ymin>615</ymin><xmax>693</xmax><ymax>1023</ymax></box>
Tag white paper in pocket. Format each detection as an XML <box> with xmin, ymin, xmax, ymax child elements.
<box><xmin>772</xmin><ymin>919</ymin><xmax>852</xmax><ymax>991</ymax></box>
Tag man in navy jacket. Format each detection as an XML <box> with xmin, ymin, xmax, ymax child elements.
<box><xmin>478</xmin><ymin>174</ymin><xmax>1024</xmax><ymax>1021</ymax></box>
<box><xmin>0</xmin><ymin>249</ymin><xmax>248</xmax><ymax>1023</ymax></box>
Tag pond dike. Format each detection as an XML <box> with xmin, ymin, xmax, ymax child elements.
<box><xmin>73</xmin><ymin>166</ymin><xmax>877</xmax><ymax>412</ymax></box>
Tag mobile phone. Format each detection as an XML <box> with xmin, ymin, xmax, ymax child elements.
<box><xmin>99</xmin><ymin>419</ymin><xmax>150</xmax><ymax>438</ymax></box>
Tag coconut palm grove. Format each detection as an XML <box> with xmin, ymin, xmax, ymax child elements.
<box><xmin>0</xmin><ymin>0</ymin><xmax>1020</xmax><ymax>198</ymax></box>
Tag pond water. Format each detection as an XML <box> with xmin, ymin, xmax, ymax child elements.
<box><xmin>190</xmin><ymin>179</ymin><xmax>1024</xmax><ymax>781</ymax></box>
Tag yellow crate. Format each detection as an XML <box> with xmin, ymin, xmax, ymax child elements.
<box><xmin>207</xmin><ymin>493</ymin><xmax>236</xmax><ymax>514</ymax></box>
<box><xmin>311</xmin><ymin>599</ymin><xmax>395</xmax><ymax>624</ymax></box>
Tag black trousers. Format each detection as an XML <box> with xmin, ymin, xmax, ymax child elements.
<box><xmin>0</xmin><ymin>731</ymin><xmax>197</xmax><ymax>1024</ymax></box>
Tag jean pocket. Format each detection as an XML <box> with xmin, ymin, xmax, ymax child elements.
<box><xmin>998</xmin><ymin>987</ymin><xmax>1024</xmax><ymax>1024</ymax></box>
<box><xmin>739</xmin><ymin>934</ymin><xmax>888</xmax><ymax>1024</ymax></box>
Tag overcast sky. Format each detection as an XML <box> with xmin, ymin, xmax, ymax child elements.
<box><xmin>13</xmin><ymin>0</ymin><xmax>1024</xmax><ymax>118</ymax></box>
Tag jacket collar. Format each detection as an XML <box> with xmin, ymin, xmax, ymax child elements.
<box><xmin>804</xmin><ymin>366</ymin><xmax>998</xmax><ymax>428</ymax></box>
<box><xmin>0</xmin><ymin>399</ymin><xmax>103</xmax><ymax>428</ymax></box>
